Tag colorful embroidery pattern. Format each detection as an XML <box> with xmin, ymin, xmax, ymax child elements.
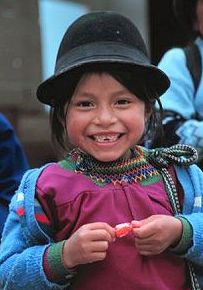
<box><xmin>59</xmin><ymin>146</ymin><xmax>161</xmax><ymax>186</ymax></box>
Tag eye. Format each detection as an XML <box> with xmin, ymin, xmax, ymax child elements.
<box><xmin>76</xmin><ymin>100</ymin><xmax>94</xmax><ymax>107</ymax></box>
<box><xmin>116</xmin><ymin>98</ymin><xmax>131</xmax><ymax>105</ymax></box>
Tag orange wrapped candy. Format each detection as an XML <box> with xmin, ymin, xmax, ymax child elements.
<box><xmin>115</xmin><ymin>222</ymin><xmax>133</xmax><ymax>238</ymax></box>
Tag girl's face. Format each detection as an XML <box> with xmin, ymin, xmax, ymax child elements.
<box><xmin>66</xmin><ymin>73</ymin><xmax>149</xmax><ymax>162</ymax></box>
<box><xmin>195</xmin><ymin>0</ymin><xmax>203</xmax><ymax>35</ymax></box>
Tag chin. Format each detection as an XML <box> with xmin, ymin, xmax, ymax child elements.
<box><xmin>93</xmin><ymin>153</ymin><xmax>123</xmax><ymax>163</ymax></box>
<box><xmin>94</xmin><ymin>156</ymin><xmax>114</xmax><ymax>162</ymax></box>
<box><xmin>90</xmin><ymin>148</ymin><xmax>132</xmax><ymax>162</ymax></box>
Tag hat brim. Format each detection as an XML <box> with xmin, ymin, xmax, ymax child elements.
<box><xmin>37</xmin><ymin>42</ymin><xmax>170</xmax><ymax>105</ymax></box>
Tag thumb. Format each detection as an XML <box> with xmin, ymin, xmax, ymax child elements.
<box><xmin>131</xmin><ymin>220</ymin><xmax>142</xmax><ymax>228</ymax></box>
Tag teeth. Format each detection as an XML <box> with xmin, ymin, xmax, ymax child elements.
<box><xmin>94</xmin><ymin>134</ymin><xmax>119</xmax><ymax>142</ymax></box>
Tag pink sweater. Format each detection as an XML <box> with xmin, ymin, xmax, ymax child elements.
<box><xmin>36</xmin><ymin>161</ymin><xmax>188</xmax><ymax>290</ymax></box>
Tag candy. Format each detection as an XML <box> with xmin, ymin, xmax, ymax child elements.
<box><xmin>115</xmin><ymin>222</ymin><xmax>133</xmax><ymax>238</ymax></box>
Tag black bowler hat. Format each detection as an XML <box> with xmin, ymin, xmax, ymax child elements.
<box><xmin>37</xmin><ymin>11</ymin><xmax>170</xmax><ymax>106</ymax></box>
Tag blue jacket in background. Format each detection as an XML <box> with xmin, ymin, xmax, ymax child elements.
<box><xmin>0</xmin><ymin>113</ymin><xmax>29</xmax><ymax>237</ymax></box>
<box><xmin>157</xmin><ymin>37</ymin><xmax>203</xmax><ymax>168</ymax></box>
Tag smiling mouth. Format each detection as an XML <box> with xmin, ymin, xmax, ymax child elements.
<box><xmin>91</xmin><ymin>134</ymin><xmax>123</xmax><ymax>143</ymax></box>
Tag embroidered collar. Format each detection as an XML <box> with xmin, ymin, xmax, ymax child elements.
<box><xmin>59</xmin><ymin>146</ymin><xmax>160</xmax><ymax>186</ymax></box>
<box><xmin>59</xmin><ymin>144</ymin><xmax>197</xmax><ymax>186</ymax></box>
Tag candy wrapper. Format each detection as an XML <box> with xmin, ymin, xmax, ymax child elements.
<box><xmin>115</xmin><ymin>222</ymin><xmax>133</xmax><ymax>238</ymax></box>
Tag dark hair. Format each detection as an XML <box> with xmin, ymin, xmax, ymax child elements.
<box><xmin>50</xmin><ymin>64</ymin><xmax>162</xmax><ymax>158</ymax></box>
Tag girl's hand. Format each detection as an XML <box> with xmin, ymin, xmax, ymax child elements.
<box><xmin>62</xmin><ymin>222</ymin><xmax>115</xmax><ymax>268</ymax></box>
<box><xmin>131</xmin><ymin>215</ymin><xmax>183</xmax><ymax>256</ymax></box>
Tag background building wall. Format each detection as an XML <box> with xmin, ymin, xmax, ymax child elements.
<box><xmin>0</xmin><ymin>0</ymin><xmax>41</xmax><ymax>109</ymax></box>
<box><xmin>0</xmin><ymin>0</ymin><xmax>54</xmax><ymax>167</ymax></box>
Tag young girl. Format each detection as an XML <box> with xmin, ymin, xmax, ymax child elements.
<box><xmin>0</xmin><ymin>11</ymin><xmax>203</xmax><ymax>290</ymax></box>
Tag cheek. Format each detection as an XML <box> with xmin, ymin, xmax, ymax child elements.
<box><xmin>137</xmin><ymin>107</ymin><xmax>148</xmax><ymax>134</ymax></box>
<box><xmin>65</xmin><ymin>111</ymin><xmax>87</xmax><ymax>145</ymax></box>
<box><xmin>65</xmin><ymin>112</ymin><xmax>78</xmax><ymax>143</ymax></box>
<box><xmin>127</xmin><ymin>108</ymin><xmax>146</xmax><ymax>134</ymax></box>
<box><xmin>66</xmin><ymin>119</ymin><xmax>75</xmax><ymax>140</ymax></box>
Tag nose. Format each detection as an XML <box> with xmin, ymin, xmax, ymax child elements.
<box><xmin>94</xmin><ymin>106</ymin><xmax>117</xmax><ymax>127</ymax></box>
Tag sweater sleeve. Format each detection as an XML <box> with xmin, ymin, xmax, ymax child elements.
<box><xmin>0</xmin><ymin>172</ymin><xmax>71</xmax><ymax>290</ymax></box>
<box><xmin>33</xmin><ymin>196</ymin><xmax>77</xmax><ymax>283</ymax></box>
<box><xmin>43</xmin><ymin>241</ymin><xmax>77</xmax><ymax>283</ymax></box>
<box><xmin>174</xmin><ymin>164</ymin><xmax>203</xmax><ymax>267</ymax></box>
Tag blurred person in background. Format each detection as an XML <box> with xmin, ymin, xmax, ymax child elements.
<box><xmin>0</xmin><ymin>113</ymin><xmax>29</xmax><ymax>238</ymax></box>
<box><xmin>150</xmin><ymin>0</ymin><xmax>203</xmax><ymax>169</ymax></box>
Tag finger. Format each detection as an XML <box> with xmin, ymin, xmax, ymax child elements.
<box><xmin>137</xmin><ymin>250</ymin><xmax>157</xmax><ymax>256</ymax></box>
<box><xmin>135</xmin><ymin>239</ymin><xmax>166</xmax><ymax>255</ymax></box>
<box><xmin>90</xmin><ymin>241</ymin><xmax>109</xmax><ymax>252</ymax></box>
<box><xmin>89</xmin><ymin>229</ymin><xmax>114</xmax><ymax>243</ymax></box>
<box><xmin>132</xmin><ymin>223</ymin><xmax>157</xmax><ymax>239</ymax></box>
<box><xmin>88</xmin><ymin>251</ymin><xmax>107</xmax><ymax>263</ymax></box>
<box><xmin>135</xmin><ymin>237</ymin><xmax>155</xmax><ymax>247</ymax></box>
<box><xmin>137</xmin><ymin>245</ymin><xmax>164</xmax><ymax>256</ymax></box>
<box><xmin>86</xmin><ymin>222</ymin><xmax>116</xmax><ymax>240</ymax></box>
<box><xmin>135</xmin><ymin>241</ymin><xmax>162</xmax><ymax>255</ymax></box>
<box><xmin>131</xmin><ymin>220</ymin><xmax>141</xmax><ymax>228</ymax></box>
<box><xmin>87</xmin><ymin>222</ymin><xmax>114</xmax><ymax>231</ymax></box>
